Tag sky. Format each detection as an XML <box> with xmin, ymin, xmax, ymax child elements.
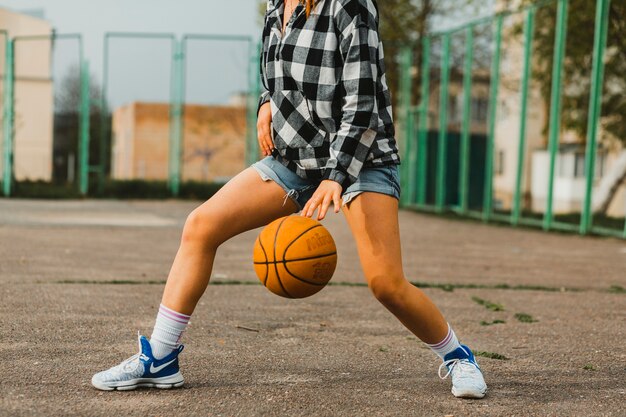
<box><xmin>0</xmin><ymin>0</ymin><xmax>492</xmax><ymax>108</ymax></box>
<box><xmin>0</xmin><ymin>0</ymin><xmax>263</xmax><ymax>107</ymax></box>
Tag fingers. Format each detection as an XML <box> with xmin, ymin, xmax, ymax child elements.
<box><xmin>301</xmin><ymin>181</ymin><xmax>342</xmax><ymax>220</ymax></box>
<box><xmin>301</xmin><ymin>196</ymin><xmax>317</xmax><ymax>218</ymax></box>
<box><xmin>333</xmin><ymin>192</ymin><xmax>341</xmax><ymax>213</ymax></box>
<box><xmin>317</xmin><ymin>194</ymin><xmax>333</xmax><ymax>221</ymax></box>
<box><xmin>257</xmin><ymin>103</ymin><xmax>274</xmax><ymax>157</ymax></box>
<box><xmin>257</xmin><ymin>123</ymin><xmax>274</xmax><ymax>156</ymax></box>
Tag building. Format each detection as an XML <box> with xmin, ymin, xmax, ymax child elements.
<box><xmin>492</xmin><ymin>4</ymin><xmax>625</xmax><ymax>217</ymax></box>
<box><xmin>0</xmin><ymin>7</ymin><xmax>54</xmax><ymax>182</ymax></box>
<box><xmin>111</xmin><ymin>102</ymin><xmax>246</xmax><ymax>182</ymax></box>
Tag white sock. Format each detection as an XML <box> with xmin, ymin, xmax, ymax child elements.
<box><xmin>150</xmin><ymin>304</ymin><xmax>190</xmax><ymax>359</ymax></box>
<box><xmin>427</xmin><ymin>323</ymin><xmax>462</xmax><ymax>360</ymax></box>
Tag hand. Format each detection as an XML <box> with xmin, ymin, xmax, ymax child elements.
<box><xmin>257</xmin><ymin>102</ymin><xmax>274</xmax><ymax>157</ymax></box>
<box><xmin>301</xmin><ymin>180</ymin><xmax>342</xmax><ymax>221</ymax></box>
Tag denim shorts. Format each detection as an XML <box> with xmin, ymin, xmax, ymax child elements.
<box><xmin>252</xmin><ymin>156</ymin><xmax>401</xmax><ymax>210</ymax></box>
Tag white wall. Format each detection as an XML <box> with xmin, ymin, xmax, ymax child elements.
<box><xmin>0</xmin><ymin>7</ymin><xmax>53</xmax><ymax>181</ymax></box>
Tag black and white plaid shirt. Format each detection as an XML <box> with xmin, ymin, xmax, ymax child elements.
<box><xmin>259</xmin><ymin>0</ymin><xmax>400</xmax><ymax>190</ymax></box>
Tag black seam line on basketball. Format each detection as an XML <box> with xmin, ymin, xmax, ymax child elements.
<box><xmin>281</xmin><ymin>223</ymin><xmax>323</xmax><ymax>261</ymax></box>
<box><xmin>257</xmin><ymin>237</ymin><xmax>269</xmax><ymax>286</ymax></box>
<box><xmin>253</xmin><ymin>252</ymin><xmax>337</xmax><ymax>265</ymax></box>
<box><xmin>273</xmin><ymin>217</ymin><xmax>293</xmax><ymax>299</ymax></box>
<box><xmin>283</xmin><ymin>262</ymin><xmax>327</xmax><ymax>287</ymax></box>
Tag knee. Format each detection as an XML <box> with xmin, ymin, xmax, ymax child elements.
<box><xmin>368</xmin><ymin>274</ymin><xmax>408</xmax><ymax>309</ymax></box>
<box><xmin>181</xmin><ymin>206</ymin><xmax>224</xmax><ymax>249</ymax></box>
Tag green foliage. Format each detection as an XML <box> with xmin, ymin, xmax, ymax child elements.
<box><xmin>480</xmin><ymin>319</ymin><xmax>506</xmax><ymax>326</ymax></box>
<box><xmin>471</xmin><ymin>296</ymin><xmax>505</xmax><ymax>311</ymax></box>
<box><xmin>608</xmin><ymin>285</ymin><xmax>626</xmax><ymax>294</ymax></box>
<box><xmin>583</xmin><ymin>364</ymin><xmax>596</xmax><ymax>371</ymax></box>
<box><xmin>512</xmin><ymin>0</ymin><xmax>626</xmax><ymax>145</ymax></box>
<box><xmin>4</xmin><ymin>179</ymin><xmax>223</xmax><ymax>200</ymax></box>
<box><xmin>97</xmin><ymin>180</ymin><xmax>223</xmax><ymax>200</ymax></box>
<box><xmin>514</xmin><ymin>312</ymin><xmax>538</xmax><ymax>323</ymax></box>
<box><xmin>474</xmin><ymin>351</ymin><xmax>509</xmax><ymax>360</ymax></box>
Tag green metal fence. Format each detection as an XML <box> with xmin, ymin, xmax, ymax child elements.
<box><xmin>1</xmin><ymin>33</ymin><xmax>90</xmax><ymax>197</ymax></box>
<box><xmin>99</xmin><ymin>32</ymin><xmax>256</xmax><ymax>197</ymax></box>
<box><xmin>1</xmin><ymin>30</ymin><xmax>258</xmax><ymax>198</ymax></box>
<box><xmin>398</xmin><ymin>0</ymin><xmax>625</xmax><ymax>239</ymax></box>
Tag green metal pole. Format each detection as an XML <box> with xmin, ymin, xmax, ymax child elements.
<box><xmin>483</xmin><ymin>15</ymin><xmax>504</xmax><ymax>222</ymax></box>
<box><xmin>2</xmin><ymin>39</ymin><xmax>14</xmax><ymax>197</ymax></box>
<box><xmin>399</xmin><ymin>45</ymin><xmax>414</xmax><ymax>206</ymax></box>
<box><xmin>78</xmin><ymin>60</ymin><xmax>91</xmax><ymax>195</ymax></box>
<box><xmin>417</xmin><ymin>37</ymin><xmax>430</xmax><ymax>206</ymax></box>
<box><xmin>169</xmin><ymin>39</ymin><xmax>184</xmax><ymax>197</ymax></box>
<box><xmin>459</xmin><ymin>26</ymin><xmax>474</xmax><ymax>214</ymax></box>
<box><xmin>99</xmin><ymin>35</ymin><xmax>110</xmax><ymax>194</ymax></box>
<box><xmin>580</xmin><ymin>0</ymin><xmax>610</xmax><ymax>235</ymax></box>
<box><xmin>435</xmin><ymin>33</ymin><xmax>451</xmax><ymax>212</ymax></box>
<box><xmin>543</xmin><ymin>0</ymin><xmax>569</xmax><ymax>231</ymax></box>
<box><xmin>512</xmin><ymin>7</ymin><xmax>536</xmax><ymax>225</ymax></box>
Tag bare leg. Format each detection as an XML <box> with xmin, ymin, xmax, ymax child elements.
<box><xmin>161</xmin><ymin>167</ymin><xmax>297</xmax><ymax>314</ymax></box>
<box><xmin>342</xmin><ymin>192</ymin><xmax>448</xmax><ymax>344</ymax></box>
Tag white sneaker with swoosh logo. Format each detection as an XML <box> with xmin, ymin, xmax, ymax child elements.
<box><xmin>91</xmin><ymin>333</ymin><xmax>184</xmax><ymax>391</ymax></box>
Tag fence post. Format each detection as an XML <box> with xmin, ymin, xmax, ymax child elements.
<box><xmin>459</xmin><ymin>26</ymin><xmax>474</xmax><ymax>214</ymax></box>
<box><xmin>2</xmin><ymin>38</ymin><xmax>14</xmax><ymax>197</ymax></box>
<box><xmin>435</xmin><ymin>33</ymin><xmax>451</xmax><ymax>212</ymax></box>
<box><xmin>512</xmin><ymin>6</ymin><xmax>536</xmax><ymax>225</ymax></box>
<box><xmin>399</xmin><ymin>45</ymin><xmax>414</xmax><ymax>206</ymax></box>
<box><xmin>483</xmin><ymin>15</ymin><xmax>504</xmax><ymax>222</ymax></box>
<box><xmin>580</xmin><ymin>0</ymin><xmax>610</xmax><ymax>235</ymax></box>
<box><xmin>416</xmin><ymin>36</ymin><xmax>430</xmax><ymax>206</ymax></box>
<box><xmin>169</xmin><ymin>38</ymin><xmax>184</xmax><ymax>197</ymax></box>
<box><xmin>78</xmin><ymin>60</ymin><xmax>91</xmax><ymax>195</ymax></box>
<box><xmin>543</xmin><ymin>0</ymin><xmax>569</xmax><ymax>231</ymax></box>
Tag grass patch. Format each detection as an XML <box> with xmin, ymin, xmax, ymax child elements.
<box><xmin>474</xmin><ymin>351</ymin><xmax>508</xmax><ymax>360</ymax></box>
<box><xmin>608</xmin><ymin>285</ymin><xmax>626</xmax><ymax>294</ymax></box>
<box><xmin>583</xmin><ymin>364</ymin><xmax>596</xmax><ymax>371</ymax></box>
<box><xmin>480</xmin><ymin>319</ymin><xmax>506</xmax><ymax>326</ymax></box>
<box><xmin>471</xmin><ymin>296</ymin><xmax>505</xmax><ymax>311</ymax></box>
<box><xmin>514</xmin><ymin>313</ymin><xmax>538</xmax><ymax>323</ymax></box>
<box><xmin>55</xmin><ymin>279</ymin><xmax>166</xmax><ymax>285</ymax></box>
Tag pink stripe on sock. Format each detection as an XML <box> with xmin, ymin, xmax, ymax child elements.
<box><xmin>159</xmin><ymin>305</ymin><xmax>190</xmax><ymax>324</ymax></box>
<box><xmin>429</xmin><ymin>329</ymin><xmax>452</xmax><ymax>349</ymax></box>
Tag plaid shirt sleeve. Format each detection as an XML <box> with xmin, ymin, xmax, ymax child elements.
<box><xmin>257</xmin><ymin>2</ymin><xmax>272</xmax><ymax>115</ymax></box>
<box><xmin>322</xmin><ymin>0</ymin><xmax>381</xmax><ymax>190</ymax></box>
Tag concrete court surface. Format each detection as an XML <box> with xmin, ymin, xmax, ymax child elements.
<box><xmin>0</xmin><ymin>199</ymin><xmax>625</xmax><ymax>417</ymax></box>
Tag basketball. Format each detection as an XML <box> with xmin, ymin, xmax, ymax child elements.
<box><xmin>253</xmin><ymin>216</ymin><xmax>337</xmax><ymax>299</ymax></box>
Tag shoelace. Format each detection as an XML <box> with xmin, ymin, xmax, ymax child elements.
<box><xmin>104</xmin><ymin>333</ymin><xmax>144</xmax><ymax>378</ymax></box>
<box><xmin>438</xmin><ymin>358</ymin><xmax>477</xmax><ymax>380</ymax></box>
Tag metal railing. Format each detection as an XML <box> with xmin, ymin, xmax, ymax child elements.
<box><xmin>398</xmin><ymin>0</ymin><xmax>624</xmax><ymax>239</ymax></box>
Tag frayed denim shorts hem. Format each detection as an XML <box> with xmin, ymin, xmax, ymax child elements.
<box><xmin>252</xmin><ymin>156</ymin><xmax>400</xmax><ymax>211</ymax></box>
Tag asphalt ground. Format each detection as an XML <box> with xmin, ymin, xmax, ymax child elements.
<box><xmin>1</xmin><ymin>199</ymin><xmax>625</xmax><ymax>416</ymax></box>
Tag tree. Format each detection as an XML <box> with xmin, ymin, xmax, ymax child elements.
<box><xmin>257</xmin><ymin>0</ymin><xmax>487</xmax><ymax>110</ymax></box>
<box><xmin>53</xmin><ymin>65</ymin><xmax>107</xmax><ymax>183</ymax></box>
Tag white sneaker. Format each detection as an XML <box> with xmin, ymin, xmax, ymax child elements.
<box><xmin>91</xmin><ymin>333</ymin><xmax>184</xmax><ymax>391</ymax></box>
<box><xmin>438</xmin><ymin>345</ymin><xmax>487</xmax><ymax>398</ymax></box>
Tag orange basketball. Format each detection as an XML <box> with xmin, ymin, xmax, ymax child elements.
<box><xmin>253</xmin><ymin>216</ymin><xmax>337</xmax><ymax>299</ymax></box>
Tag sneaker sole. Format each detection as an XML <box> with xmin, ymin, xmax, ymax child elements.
<box><xmin>452</xmin><ymin>386</ymin><xmax>487</xmax><ymax>399</ymax></box>
<box><xmin>92</xmin><ymin>372</ymin><xmax>184</xmax><ymax>391</ymax></box>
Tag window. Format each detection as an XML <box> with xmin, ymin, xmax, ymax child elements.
<box><xmin>471</xmin><ymin>97</ymin><xmax>488</xmax><ymax>122</ymax></box>
<box><xmin>495</xmin><ymin>150</ymin><xmax>505</xmax><ymax>175</ymax></box>
<box><xmin>574</xmin><ymin>152</ymin><xmax>606</xmax><ymax>179</ymax></box>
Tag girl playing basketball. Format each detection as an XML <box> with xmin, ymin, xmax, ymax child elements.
<box><xmin>92</xmin><ymin>0</ymin><xmax>487</xmax><ymax>398</ymax></box>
